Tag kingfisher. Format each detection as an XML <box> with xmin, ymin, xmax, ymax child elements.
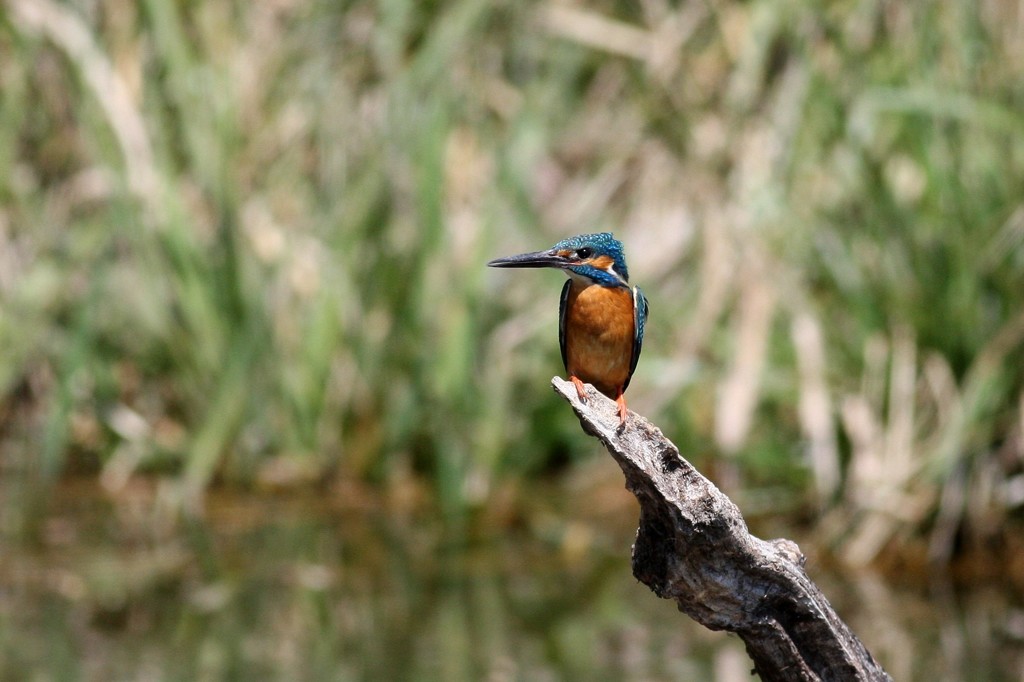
<box><xmin>488</xmin><ymin>233</ymin><xmax>649</xmax><ymax>426</ymax></box>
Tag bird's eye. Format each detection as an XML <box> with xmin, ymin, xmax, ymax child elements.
<box><xmin>576</xmin><ymin>247</ymin><xmax>593</xmax><ymax>259</ymax></box>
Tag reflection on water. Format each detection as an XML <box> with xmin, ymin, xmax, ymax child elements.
<box><xmin>1</xmin><ymin>477</ymin><xmax>1022</xmax><ymax>681</ymax></box>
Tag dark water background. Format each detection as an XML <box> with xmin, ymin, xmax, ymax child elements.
<box><xmin>2</xmin><ymin>476</ymin><xmax>1021</xmax><ymax>682</ymax></box>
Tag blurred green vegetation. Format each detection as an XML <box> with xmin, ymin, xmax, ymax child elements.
<box><xmin>1</xmin><ymin>0</ymin><xmax>1023</xmax><ymax>567</ymax></box>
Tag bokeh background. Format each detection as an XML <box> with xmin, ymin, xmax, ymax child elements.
<box><xmin>2</xmin><ymin>0</ymin><xmax>1024</xmax><ymax>679</ymax></box>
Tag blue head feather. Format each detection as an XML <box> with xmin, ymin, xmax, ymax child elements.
<box><xmin>552</xmin><ymin>233</ymin><xmax>629</xmax><ymax>286</ymax></box>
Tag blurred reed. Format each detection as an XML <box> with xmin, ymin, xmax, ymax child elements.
<box><xmin>1</xmin><ymin>0</ymin><xmax>1023</xmax><ymax>565</ymax></box>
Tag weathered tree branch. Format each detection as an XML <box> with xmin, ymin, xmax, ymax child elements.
<box><xmin>552</xmin><ymin>377</ymin><xmax>892</xmax><ymax>682</ymax></box>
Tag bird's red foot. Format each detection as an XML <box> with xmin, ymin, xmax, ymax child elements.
<box><xmin>616</xmin><ymin>391</ymin><xmax>628</xmax><ymax>427</ymax></box>
<box><xmin>571</xmin><ymin>376</ymin><xmax>587</xmax><ymax>402</ymax></box>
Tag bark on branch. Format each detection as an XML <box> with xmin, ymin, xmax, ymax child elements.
<box><xmin>552</xmin><ymin>377</ymin><xmax>891</xmax><ymax>682</ymax></box>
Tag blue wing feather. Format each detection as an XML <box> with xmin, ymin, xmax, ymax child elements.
<box><xmin>624</xmin><ymin>285</ymin><xmax>648</xmax><ymax>391</ymax></box>
<box><xmin>558</xmin><ymin>279</ymin><xmax>571</xmax><ymax>373</ymax></box>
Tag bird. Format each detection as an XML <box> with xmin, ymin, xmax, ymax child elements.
<box><xmin>488</xmin><ymin>232</ymin><xmax>649</xmax><ymax>427</ymax></box>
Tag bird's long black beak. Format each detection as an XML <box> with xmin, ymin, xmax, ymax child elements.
<box><xmin>487</xmin><ymin>249</ymin><xmax>569</xmax><ymax>269</ymax></box>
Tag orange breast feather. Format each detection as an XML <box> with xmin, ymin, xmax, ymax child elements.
<box><xmin>563</xmin><ymin>282</ymin><xmax>635</xmax><ymax>398</ymax></box>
